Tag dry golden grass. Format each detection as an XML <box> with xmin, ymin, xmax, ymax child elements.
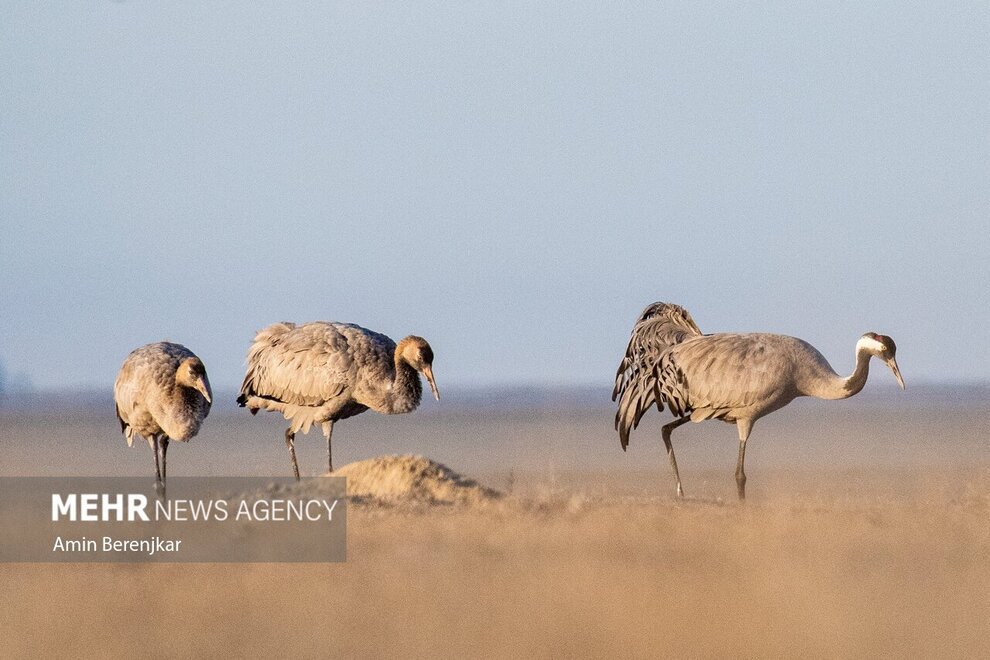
<box><xmin>2</xmin><ymin>466</ymin><xmax>989</xmax><ymax>659</ymax></box>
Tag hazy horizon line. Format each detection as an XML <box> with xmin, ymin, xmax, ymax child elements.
<box><xmin>2</xmin><ymin>380</ymin><xmax>986</xmax><ymax>414</ymax></box>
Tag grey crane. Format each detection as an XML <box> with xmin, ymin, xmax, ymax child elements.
<box><xmin>114</xmin><ymin>342</ymin><xmax>212</xmax><ymax>498</ymax></box>
<box><xmin>237</xmin><ymin>321</ymin><xmax>440</xmax><ymax>479</ymax></box>
<box><xmin>613</xmin><ymin>302</ymin><xmax>904</xmax><ymax>500</ymax></box>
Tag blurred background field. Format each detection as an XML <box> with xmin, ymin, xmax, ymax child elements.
<box><xmin>1</xmin><ymin>384</ymin><xmax>986</xmax><ymax>495</ymax></box>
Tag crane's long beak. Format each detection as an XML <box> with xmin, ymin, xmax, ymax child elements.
<box><xmin>195</xmin><ymin>376</ymin><xmax>213</xmax><ymax>404</ymax></box>
<box><xmin>422</xmin><ymin>365</ymin><xmax>440</xmax><ymax>401</ymax></box>
<box><xmin>886</xmin><ymin>358</ymin><xmax>905</xmax><ymax>390</ymax></box>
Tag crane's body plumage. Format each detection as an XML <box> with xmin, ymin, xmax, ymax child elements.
<box><xmin>614</xmin><ymin>302</ymin><xmax>903</xmax><ymax>500</ymax></box>
<box><xmin>659</xmin><ymin>333</ymin><xmax>845</xmax><ymax>421</ymax></box>
<box><xmin>114</xmin><ymin>342</ymin><xmax>212</xmax><ymax>497</ymax></box>
<box><xmin>238</xmin><ymin>321</ymin><xmax>439</xmax><ymax>478</ymax></box>
<box><xmin>115</xmin><ymin>342</ymin><xmax>212</xmax><ymax>444</ymax></box>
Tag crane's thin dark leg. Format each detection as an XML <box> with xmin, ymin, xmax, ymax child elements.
<box><xmin>160</xmin><ymin>437</ymin><xmax>169</xmax><ymax>489</ymax></box>
<box><xmin>284</xmin><ymin>428</ymin><xmax>300</xmax><ymax>481</ymax></box>
<box><xmin>735</xmin><ymin>419</ymin><xmax>753</xmax><ymax>501</ymax></box>
<box><xmin>152</xmin><ymin>436</ymin><xmax>165</xmax><ymax>500</ymax></box>
<box><xmin>321</xmin><ymin>421</ymin><xmax>335</xmax><ymax>474</ymax></box>
<box><xmin>661</xmin><ymin>417</ymin><xmax>691</xmax><ymax>498</ymax></box>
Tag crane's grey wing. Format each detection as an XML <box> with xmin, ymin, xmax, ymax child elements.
<box><xmin>238</xmin><ymin>322</ymin><xmax>357</xmax><ymax>407</ymax></box>
<box><xmin>114</xmin><ymin>403</ymin><xmax>127</xmax><ymax>434</ymax></box>
<box><xmin>237</xmin><ymin>322</ymin><xmax>395</xmax><ymax>433</ymax></box>
<box><xmin>113</xmin><ymin>361</ymin><xmax>139</xmax><ymax>446</ymax></box>
<box><xmin>613</xmin><ymin>302</ymin><xmax>703</xmax><ymax>449</ymax></box>
<box><xmin>113</xmin><ymin>345</ymin><xmax>165</xmax><ymax>446</ymax></box>
<box><xmin>659</xmin><ymin>334</ymin><xmax>781</xmax><ymax>421</ymax></box>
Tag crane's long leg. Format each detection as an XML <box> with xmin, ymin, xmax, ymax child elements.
<box><xmin>152</xmin><ymin>436</ymin><xmax>165</xmax><ymax>500</ymax></box>
<box><xmin>735</xmin><ymin>419</ymin><xmax>753</xmax><ymax>501</ymax></box>
<box><xmin>321</xmin><ymin>421</ymin><xmax>335</xmax><ymax>474</ymax></box>
<box><xmin>284</xmin><ymin>428</ymin><xmax>300</xmax><ymax>481</ymax></box>
<box><xmin>661</xmin><ymin>417</ymin><xmax>691</xmax><ymax>498</ymax></box>
<box><xmin>160</xmin><ymin>437</ymin><xmax>169</xmax><ymax>489</ymax></box>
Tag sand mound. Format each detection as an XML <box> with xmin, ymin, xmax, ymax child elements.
<box><xmin>331</xmin><ymin>455</ymin><xmax>502</xmax><ymax>506</ymax></box>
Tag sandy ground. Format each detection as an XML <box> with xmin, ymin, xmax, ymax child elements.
<box><xmin>1</xmin><ymin>390</ymin><xmax>988</xmax><ymax>657</ymax></box>
<box><xmin>2</xmin><ymin>473</ymin><xmax>989</xmax><ymax>658</ymax></box>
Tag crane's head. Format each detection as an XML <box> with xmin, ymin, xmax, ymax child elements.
<box><xmin>860</xmin><ymin>332</ymin><xmax>904</xmax><ymax>390</ymax></box>
<box><xmin>176</xmin><ymin>357</ymin><xmax>213</xmax><ymax>404</ymax></box>
<box><xmin>397</xmin><ymin>336</ymin><xmax>440</xmax><ymax>401</ymax></box>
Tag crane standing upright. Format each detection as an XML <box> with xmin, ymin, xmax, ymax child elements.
<box><xmin>613</xmin><ymin>302</ymin><xmax>905</xmax><ymax>500</ymax></box>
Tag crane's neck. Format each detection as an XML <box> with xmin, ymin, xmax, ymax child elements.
<box><xmin>159</xmin><ymin>385</ymin><xmax>210</xmax><ymax>441</ymax></box>
<box><xmin>383</xmin><ymin>349</ymin><xmax>423</xmax><ymax>414</ymax></box>
<box><xmin>813</xmin><ymin>345</ymin><xmax>873</xmax><ymax>400</ymax></box>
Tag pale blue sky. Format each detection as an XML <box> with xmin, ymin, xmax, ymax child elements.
<box><xmin>1</xmin><ymin>2</ymin><xmax>987</xmax><ymax>390</ymax></box>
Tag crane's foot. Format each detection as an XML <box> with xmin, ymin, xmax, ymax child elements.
<box><xmin>155</xmin><ymin>479</ymin><xmax>166</xmax><ymax>501</ymax></box>
<box><xmin>676</xmin><ymin>484</ymin><xmax>684</xmax><ymax>499</ymax></box>
<box><xmin>735</xmin><ymin>473</ymin><xmax>747</xmax><ymax>501</ymax></box>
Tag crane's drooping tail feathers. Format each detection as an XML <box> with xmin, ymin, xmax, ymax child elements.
<box><xmin>242</xmin><ymin>398</ymin><xmax>326</xmax><ymax>435</ymax></box>
<box><xmin>236</xmin><ymin>321</ymin><xmax>332</xmax><ymax>435</ymax></box>
<box><xmin>236</xmin><ymin>321</ymin><xmax>296</xmax><ymax>409</ymax></box>
<box><xmin>612</xmin><ymin>302</ymin><xmax>702</xmax><ymax>450</ymax></box>
<box><xmin>115</xmin><ymin>403</ymin><xmax>135</xmax><ymax>447</ymax></box>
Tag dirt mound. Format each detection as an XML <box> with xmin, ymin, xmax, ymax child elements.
<box><xmin>331</xmin><ymin>455</ymin><xmax>502</xmax><ymax>506</ymax></box>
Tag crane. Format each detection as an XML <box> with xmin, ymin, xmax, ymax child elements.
<box><xmin>613</xmin><ymin>302</ymin><xmax>904</xmax><ymax>500</ymax></box>
<box><xmin>114</xmin><ymin>342</ymin><xmax>212</xmax><ymax>498</ymax></box>
<box><xmin>237</xmin><ymin>321</ymin><xmax>439</xmax><ymax>479</ymax></box>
